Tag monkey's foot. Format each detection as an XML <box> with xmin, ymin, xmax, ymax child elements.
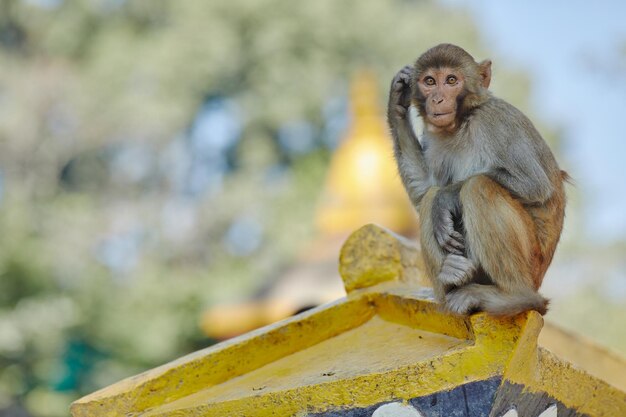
<box><xmin>444</xmin><ymin>286</ymin><xmax>482</xmax><ymax>315</ymax></box>
<box><xmin>437</xmin><ymin>254</ymin><xmax>476</xmax><ymax>287</ymax></box>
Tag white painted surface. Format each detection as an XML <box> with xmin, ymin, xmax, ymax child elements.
<box><xmin>371</xmin><ymin>402</ymin><xmax>423</xmax><ymax>417</ymax></box>
<box><xmin>538</xmin><ymin>404</ymin><xmax>558</xmax><ymax>417</ymax></box>
<box><xmin>499</xmin><ymin>404</ymin><xmax>558</xmax><ymax>417</ymax></box>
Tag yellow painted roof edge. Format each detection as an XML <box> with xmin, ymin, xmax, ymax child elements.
<box><xmin>71</xmin><ymin>295</ymin><xmax>375</xmax><ymax>417</ymax></box>
<box><xmin>539</xmin><ymin>321</ymin><xmax>626</xmax><ymax>392</ymax></box>
<box><xmin>70</xmin><ymin>224</ymin><xmax>626</xmax><ymax>416</ymax></box>
<box><xmin>72</xmin><ymin>284</ymin><xmax>542</xmax><ymax>417</ymax></box>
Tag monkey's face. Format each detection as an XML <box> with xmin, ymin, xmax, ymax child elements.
<box><xmin>416</xmin><ymin>67</ymin><xmax>465</xmax><ymax>132</ymax></box>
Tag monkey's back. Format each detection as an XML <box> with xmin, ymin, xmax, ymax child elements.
<box><xmin>473</xmin><ymin>97</ymin><xmax>562</xmax><ymax>179</ymax></box>
<box><xmin>474</xmin><ymin>97</ymin><xmax>567</xmax><ymax>286</ymax></box>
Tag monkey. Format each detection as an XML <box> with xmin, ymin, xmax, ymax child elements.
<box><xmin>387</xmin><ymin>44</ymin><xmax>567</xmax><ymax>316</ymax></box>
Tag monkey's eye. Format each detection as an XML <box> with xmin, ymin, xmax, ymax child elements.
<box><xmin>446</xmin><ymin>75</ymin><xmax>458</xmax><ymax>84</ymax></box>
<box><xmin>424</xmin><ymin>77</ymin><xmax>435</xmax><ymax>86</ymax></box>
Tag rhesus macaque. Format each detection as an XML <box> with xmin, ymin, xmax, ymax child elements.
<box><xmin>387</xmin><ymin>44</ymin><xmax>567</xmax><ymax>316</ymax></box>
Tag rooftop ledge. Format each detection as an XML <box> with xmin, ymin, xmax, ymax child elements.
<box><xmin>70</xmin><ymin>224</ymin><xmax>626</xmax><ymax>417</ymax></box>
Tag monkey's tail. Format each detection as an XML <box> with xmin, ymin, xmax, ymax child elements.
<box><xmin>561</xmin><ymin>170</ymin><xmax>574</xmax><ymax>185</ymax></box>
<box><xmin>481</xmin><ymin>289</ymin><xmax>550</xmax><ymax>316</ymax></box>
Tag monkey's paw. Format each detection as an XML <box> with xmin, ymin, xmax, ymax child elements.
<box><xmin>445</xmin><ymin>287</ymin><xmax>481</xmax><ymax>315</ymax></box>
<box><xmin>389</xmin><ymin>65</ymin><xmax>413</xmax><ymax>119</ymax></box>
<box><xmin>438</xmin><ymin>254</ymin><xmax>476</xmax><ymax>287</ymax></box>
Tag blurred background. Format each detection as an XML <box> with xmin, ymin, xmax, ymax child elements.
<box><xmin>0</xmin><ymin>0</ymin><xmax>624</xmax><ymax>416</ymax></box>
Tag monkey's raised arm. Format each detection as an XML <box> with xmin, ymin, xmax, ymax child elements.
<box><xmin>387</xmin><ymin>65</ymin><xmax>431</xmax><ymax>206</ymax></box>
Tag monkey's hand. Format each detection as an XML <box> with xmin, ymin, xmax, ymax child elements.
<box><xmin>432</xmin><ymin>185</ymin><xmax>465</xmax><ymax>255</ymax></box>
<box><xmin>388</xmin><ymin>65</ymin><xmax>413</xmax><ymax>120</ymax></box>
<box><xmin>433</xmin><ymin>209</ymin><xmax>465</xmax><ymax>255</ymax></box>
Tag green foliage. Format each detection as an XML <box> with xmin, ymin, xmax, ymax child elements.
<box><xmin>0</xmin><ymin>1</ymin><xmax>487</xmax><ymax>416</ymax></box>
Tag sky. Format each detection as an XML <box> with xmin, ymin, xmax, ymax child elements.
<box><xmin>442</xmin><ymin>0</ymin><xmax>626</xmax><ymax>243</ymax></box>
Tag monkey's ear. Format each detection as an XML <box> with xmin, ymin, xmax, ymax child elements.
<box><xmin>479</xmin><ymin>59</ymin><xmax>492</xmax><ymax>89</ymax></box>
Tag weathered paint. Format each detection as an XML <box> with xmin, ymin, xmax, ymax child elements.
<box><xmin>371</xmin><ymin>403</ymin><xmax>424</xmax><ymax>417</ymax></box>
<box><xmin>539</xmin><ymin>322</ymin><xmax>626</xmax><ymax>392</ymax></box>
<box><xmin>124</xmin><ymin>293</ymin><xmax>535</xmax><ymax>416</ymax></box>
<box><xmin>70</xmin><ymin>224</ymin><xmax>626</xmax><ymax>417</ymax></box>
<box><xmin>141</xmin><ymin>313</ymin><xmax>472</xmax><ymax>416</ymax></box>
<box><xmin>71</xmin><ymin>297</ymin><xmax>375</xmax><ymax>417</ymax></box>
<box><xmin>339</xmin><ymin>224</ymin><xmax>428</xmax><ymax>292</ymax></box>
<box><xmin>308</xmin><ymin>379</ymin><xmax>580</xmax><ymax>417</ymax></box>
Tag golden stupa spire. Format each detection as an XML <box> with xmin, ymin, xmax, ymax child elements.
<box><xmin>316</xmin><ymin>70</ymin><xmax>417</xmax><ymax>236</ymax></box>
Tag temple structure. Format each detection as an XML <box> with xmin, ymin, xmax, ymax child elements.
<box><xmin>315</xmin><ymin>71</ymin><xmax>416</xmax><ymax>236</ymax></box>
<box><xmin>71</xmin><ymin>224</ymin><xmax>626</xmax><ymax>416</ymax></box>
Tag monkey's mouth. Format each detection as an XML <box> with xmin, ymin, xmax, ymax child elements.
<box><xmin>433</xmin><ymin>112</ymin><xmax>453</xmax><ymax>117</ymax></box>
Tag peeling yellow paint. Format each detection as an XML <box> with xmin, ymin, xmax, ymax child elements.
<box><xmin>501</xmin><ymin>346</ymin><xmax>626</xmax><ymax>417</ymax></box>
<box><xmin>339</xmin><ymin>224</ymin><xmax>428</xmax><ymax>292</ymax></box>
<box><xmin>70</xmin><ymin>224</ymin><xmax>626</xmax><ymax>417</ymax></box>
<box><xmin>71</xmin><ymin>297</ymin><xmax>375</xmax><ymax>417</ymax></box>
<box><xmin>134</xmin><ymin>296</ymin><xmax>528</xmax><ymax>417</ymax></box>
<box><xmin>539</xmin><ymin>322</ymin><xmax>626</xmax><ymax>392</ymax></box>
<box><xmin>141</xmin><ymin>315</ymin><xmax>470</xmax><ymax>416</ymax></box>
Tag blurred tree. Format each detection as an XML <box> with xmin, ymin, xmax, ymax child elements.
<box><xmin>0</xmin><ymin>1</ymin><xmax>497</xmax><ymax>416</ymax></box>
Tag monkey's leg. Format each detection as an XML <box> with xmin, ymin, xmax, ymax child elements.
<box><xmin>419</xmin><ymin>187</ymin><xmax>445</xmax><ymax>301</ymax></box>
<box><xmin>419</xmin><ymin>186</ymin><xmax>475</xmax><ymax>302</ymax></box>
<box><xmin>447</xmin><ymin>175</ymin><xmax>548</xmax><ymax>316</ymax></box>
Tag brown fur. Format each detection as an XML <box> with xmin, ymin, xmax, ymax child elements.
<box><xmin>388</xmin><ymin>44</ymin><xmax>566</xmax><ymax>316</ymax></box>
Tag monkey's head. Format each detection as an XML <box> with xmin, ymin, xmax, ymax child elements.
<box><xmin>411</xmin><ymin>44</ymin><xmax>492</xmax><ymax>134</ymax></box>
